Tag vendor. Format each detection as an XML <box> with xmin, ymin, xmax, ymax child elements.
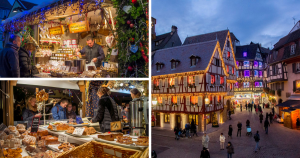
<box><xmin>22</xmin><ymin>96</ymin><xmax>41</xmax><ymax>126</ymax></box>
<box><xmin>51</xmin><ymin>98</ymin><xmax>68</xmax><ymax>120</ymax></box>
<box><xmin>76</xmin><ymin>36</ymin><xmax>105</xmax><ymax>68</ymax></box>
<box><xmin>66</xmin><ymin>103</ymin><xmax>77</xmax><ymax>119</ymax></box>
<box><xmin>130</xmin><ymin>88</ymin><xmax>142</xmax><ymax>100</ymax></box>
<box><xmin>90</xmin><ymin>87</ymin><xmax>119</xmax><ymax>132</ymax></box>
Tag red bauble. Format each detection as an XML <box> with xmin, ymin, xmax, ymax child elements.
<box><xmin>128</xmin><ymin>66</ymin><xmax>133</xmax><ymax>71</ymax></box>
<box><xmin>109</xmin><ymin>20</ymin><xmax>112</xmax><ymax>24</ymax></box>
<box><xmin>139</xmin><ymin>42</ymin><xmax>143</xmax><ymax>47</ymax></box>
<box><xmin>130</xmin><ymin>38</ymin><xmax>134</xmax><ymax>42</ymax></box>
<box><xmin>141</xmin><ymin>49</ymin><xmax>144</xmax><ymax>54</ymax></box>
<box><xmin>132</xmin><ymin>0</ymin><xmax>137</xmax><ymax>4</ymax></box>
<box><xmin>127</xmin><ymin>20</ymin><xmax>131</xmax><ymax>25</ymax></box>
<box><xmin>130</xmin><ymin>24</ymin><xmax>134</xmax><ymax>28</ymax></box>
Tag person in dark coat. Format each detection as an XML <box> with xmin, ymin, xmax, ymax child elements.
<box><xmin>191</xmin><ymin>119</ymin><xmax>198</xmax><ymax>136</ymax></box>
<box><xmin>228</xmin><ymin>110</ymin><xmax>232</xmax><ymax>120</ymax></box>
<box><xmin>0</xmin><ymin>34</ymin><xmax>21</xmax><ymax>77</ymax></box>
<box><xmin>200</xmin><ymin>147</ymin><xmax>210</xmax><ymax>158</ymax></box>
<box><xmin>266</xmin><ymin>113</ymin><xmax>269</xmax><ymax>120</ymax></box>
<box><xmin>22</xmin><ymin>96</ymin><xmax>41</xmax><ymax>127</ymax></box>
<box><xmin>237</xmin><ymin>122</ymin><xmax>242</xmax><ymax>137</ymax></box>
<box><xmin>226</xmin><ymin>142</ymin><xmax>234</xmax><ymax>158</ymax></box>
<box><xmin>152</xmin><ymin>150</ymin><xmax>157</xmax><ymax>158</ymax></box>
<box><xmin>254</xmin><ymin>131</ymin><xmax>261</xmax><ymax>153</ymax></box>
<box><xmin>51</xmin><ymin>98</ymin><xmax>68</xmax><ymax>120</ymax></box>
<box><xmin>240</xmin><ymin>104</ymin><xmax>242</xmax><ymax>112</ymax></box>
<box><xmin>246</xmin><ymin>120</ymin><xmax>250</xmax><ymax>127</ymax></box>
<box><xmin>250</xmin><ymin>103</ymin><xmax>253</xmax><ymax>112</ymax></box>
<box><xmin>66</xmin><ymin>103</ymin><xmax>77</xmax><ymax>119</ymax></box>
<box><xmin>259</xmin><ymin>113</ymin><xmax>263</xmax><ymax>123</ymax></box>
<box><xmin>174</xmin><ymin>127</ymin><xmax>179</xmax><ymax>140</ymax></box>
<box><xmin>264</xmin><ymin>119</ymin><xmax>270</xmax><ymax>134</ymax></box>
<box><xmin>228</xmin><ymin>125</ymin><xmax>233</xmax><ymax>138</ymax></box>
<box><xmin>245</xmin><ymin>102</ymin><xmax>248</xmax><ymax>110</ymax></box>
<box><xmin>272</xmin><ymin>107</ymin><xmax>275</xmax><ymax>115</ymax></box>
<box><xmin>269</xmin><ymin>112</ymin><xmax>273</xmax><ymax>124</ymax></box>
<box><xmin>18</xmin><ymin>44</ymin><xmax>38</xmax><ymax>77</ymax></box>
<box><xmin>91</xmin><ymin>87</ymin><xmax>119</xmax><ymax>132</ymax></box>
<box><xmin>297</xmin><ymin>117</ymin><xmax>300</xmax><ymax>129</ymax></box>
<box><xmin>14</xmin><ymin>103</ymin><xmax>22</xmax><ymax>121</ymax></box>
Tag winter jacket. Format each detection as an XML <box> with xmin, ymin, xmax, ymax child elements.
<box><xmin>51</xmin><ymin>104</ymin><xmax>67</xmax><ymax>120</ymax></box>
<box><xmin>246</xmin><ymin>120</ymin><xmax>250</xmax><ymax>127</ymax></box>
<box><xmin>226</xmin><ymin>144</ymin><xmax>234</xmax><ymax>154</ymax></box>
<box><xmin>22</xmin><ymin>108</ymin><xmax>39</xmax><ymax>127</ymax></box>
<box><xmin>185</xmin><ymin>123</ymin><xmax>190</xmax><ymax>130</ymax></box>
<box><xmin>18</xmin><ymin>47</ymin><xmax>38</xmax><ymax>77</ymax></box>
<box><xmin>66</xmin><ymin>110</ymin><xmax>77</xmax><ymax>119</ymax></box>
<box><xmin>92</xmin><ymin>95</ymin><xmax>119</xmax><ymax>132</ymax></box>
<box><xmin>228</xmin><ymin>127</ymin><xmax>233</xmax><ymax>135</ymax></box>
<box><xmin>0</xmin><ymin>43</ymin><xmax>20</xmax><ymax>77</ymax></box>
<box><xmin>264</xmin><ymin>120</ymin><xmax>270</xmax><ymax>128</ymax></box>
<box><xmin>174</xmin><ymin>127</ymin><xmax>179</xmax><ymax>135</ymax></box>
<box><xmin>259</xmin><ymin>114</ymin><xmax>263</xmax><ymax>120</ymax></box>
<box><xmin>254</xmin><ymin>133</ymin><xmax>260</xmax><ymax>142</ymax></box>
<box><xmin>80</xmin><ymin>43</ymin><xmax>105</xmax><ymax>67</ymax></box>
<box><xmin>220</xmin><ymin>135</ymin><xmax>225</xmax><ymax>142</ymax></box>
<box><xmin>237</xmin><ymin>123</ymin><xmax>242</xmax><ymax>129</ymax></box>
<box><xmin>200</xmin><ymin>149</ymin><xmax>210</xmax><ymax>158</ymax></box>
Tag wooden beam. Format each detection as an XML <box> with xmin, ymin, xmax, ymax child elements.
<box><xmin>78</xmin><ymin>82</ymin><xmax>86</xmax><ymax>117</ymax></box>
<box><xmin>9</xmin><ymin>81</ymin><xmax>17</xmax><ymax>125</ymax></box>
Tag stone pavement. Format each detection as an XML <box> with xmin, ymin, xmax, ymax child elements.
<box><xmin>152</xmin><ymin>108</ymin><xmax>300</xmax><ymax>158</ymax></box>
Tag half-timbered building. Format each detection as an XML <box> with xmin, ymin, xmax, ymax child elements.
<box><xmin>152</xmin><ymin>39</ymin><xmax>233</xmax><ymax>132</ymax></box>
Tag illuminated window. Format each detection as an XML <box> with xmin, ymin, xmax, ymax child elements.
<box><xmin>236</xmin><ymin>61</ymin><xmax>239</xmax><ymax>66</ymax></box>
<box><xmin>220</xmin><ymin>77</ymin><xmax>224</xmax><ymax>85</ymax></box>
<box><xmin>211</xmin><ymin>75</ymin><xmax>215</xmax><ymax>84</ymax></box>
<box><xmin>235</xmin><ymin>82</ymin><xmax>239</xmax><ymax>88</ymax></box>
<box><xmin>190</xmin><ymin>96</ymin><xmax>198</xmax><ymax>104</ymax></box>
<box><xmin>188</xmin><ymin>76</ymin><xmax>195</xmax><ymax>84</ymax></box>
<box><xmin>227</xmin><ymin>51</ymin><xmax>230</xmax><ymax>58</ymax></box>
<box><xmin>243</xmin><ymin>52</ymin><xmax>247</xmax><ymax>57</ymax></box>
<box><xmin>172</xmin><ymin>96</ymin><xmax>177</xmax><ymax>103</ymax></box>
<box><xmin>158</xmin><ymin>97</ymin><xmax>162</xmax><ymax>104</ymax></box>
<box><xmin>188</xmin><ymin>114</ymin><xmax>198</xmax><ymax>125</ymax></box>
<box><xmin>254</xmin><ymin>61</ymin><xmax>258</xmax><ymax>67</ymax></box>
<box><xmin>296</xmin><ymin>80</ymin><xmax>300</xmax><ymax>89</ymax></box>
<box><xmin>226</xmin><ymin>65</ymin><xmax>229</xmax><ymax>73</ymax></box>
<box><xmin>259</xmin><ymin>82</ymin><xmax>263</xmax><ymax>87</ymax></box>
<box><xmin>259</xmin><ymin>62</ymin><xmax>262</xmax><ymax>68</ymax></box>
<box><xmin>154</xmin><ymin>79</ymin><xmax>159</xmax><ymax>86</ymax></box>
<box><xmin>244</xmin><ymin>61</ymin><xmax>250</xmax><ymax>67</ymax></box>
<box><xmin>254</xmin><ymin>70</ymin><xmax>258</xmax><ymax>77</ymax></box>
<box><xmin>244</xmin><ymin>82</ymin><xmax>250</xmax><ymax>88</ymax></box>
<box><xmin>232</xmin><ymin>67</ymin><xmax>234</xmax><ymax>75</ymax></box>
<box><xmin>259</xmin><ymin>71</ymin><xmax>263</xmax><ymax>77</ymax></box>
<box><xmin>169</xmin><ymin>78</ymin><xmax>174</xmax><ymax>86</ymax></box>
<box><xmin>209</xmin><ymin>96</ymin><xmax>212</xmax><ymax>104</ymax></box>
<box><xmin>236</xmin><ymin>71</ymin><xmax>239</xmax><ymax>78</ymax></box>
<box><xmin>244</xmin><ymin>70</ymin><xmax>250</xmax><ymax>77</ymax></box>
<box><xmin>255</xmin><ymin>82</ymin><xmax>259</xmax><ymax>87</ymax></box>
<box><xmin>218</xmin><ymin>96</ymin><xmax>221</xmax><ymax>102</ymax></box>
<box><xmin>164</xmin><ymin>114</ymin><xmax>170</xmax><ymax>123</ymax></box>
<box><xmin>230</xmin><ymin>83</ymin><xmax>233</xmax><ymax>90</ymax></box>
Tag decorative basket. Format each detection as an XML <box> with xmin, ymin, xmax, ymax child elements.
<box><xmin>140</xmin><ymin>147</ymin><xmax>149</xmax><ymax>158</ymax></box>
<box><xmin>56</xmin><ymin>141</ymin><xmax>142</xmax><ymax>158</ymax></box>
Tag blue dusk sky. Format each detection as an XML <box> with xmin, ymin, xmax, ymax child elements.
<box><xmin>152</xmin><ymin>0</ymin><xmax>300</xmax><ymax>49</ymax></box>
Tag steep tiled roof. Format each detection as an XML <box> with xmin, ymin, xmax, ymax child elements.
<box><xmin>235</xmin><ymin>44</ymin><xmax>259</xmax><ymax>60</ymax></box>
<box><xmin>152</xmin><ymin>40</ymin><xmax>218</xmax><ymax>76</ymax></box>
<box><xmin>152</xmin><ymin>32</ymin><xmax>173</xmax><ymax>51</ymax></box>
<box><xmin>20</xmin><ymin>0</ymin><xmax>37</xmax><ymax>10</ymax></box>
<box><xmin>274</xmin><ymin>28</ymin><xmax>300</xmax><ymax>50</ymax></box>
<box><xmin>230</xmin><ymin>32</ymin><xmax>239</xmax><ymax>42</ymax></box>
<box><xmin>183</xmin><ymin>30</ymin><xmax>231</xmax><ymax>50</ymax></box>
<box><xmin>1</xmin><ymin>0</ymin><xmax>12</xmax><ymax>9</ymax></box>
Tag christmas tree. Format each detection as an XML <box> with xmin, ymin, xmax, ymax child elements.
<box><xmin>212</xmin><ymin>112</ymin><xmax>219</xmax><ymax>127</ymax></box>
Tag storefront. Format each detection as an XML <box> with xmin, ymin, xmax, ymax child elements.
<box><xmin>0</xmin><ymin>80</ymin><xmax>149</xmax><ymax>157</ymax></box>
<box><xmin>276</xmin><ymin>95</ymin><xmax>300</xmax><ymax>129</ymax></box>
<box><xmin>1</xmin><ymin>0</ymin><xmax>148</xmax><ymax>78</ymax></box>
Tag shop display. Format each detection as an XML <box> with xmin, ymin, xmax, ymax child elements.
<box><xmin>116</xmin><ymin>136</ymin><xmax>133</xmax><ymax>145</ymax></box>
<box><xmin>1</xmin><ymin>148</ymin><xmax>23</xmax><ymax>158</ymax></box>
<box><xmin>45</xmin><ymin>136</ymin><xmax>59</xmax><ymax>145</ymax></box>
<box><xmin>97</xmin><ymin>132</ymin><xmax>123</xmax><ymax>141</ymax></box>
<box><xmin>135</xmin><ymin>136</ymin><xmax>149</xmax><ymax>146</ymax></box>
<box><xmin>48</xmin><ymin>123</ymin><xmax>69</xmax><ymax>131</ymax></box>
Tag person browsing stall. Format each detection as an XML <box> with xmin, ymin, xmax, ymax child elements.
<box><xmin>51</xmin><ymin>98</ymin><xmax>68</xmax><ymax>120</ymax></box>
<box><xmin>22</xmin><ymin>96</ymin><xmax>42</xmax><ymax>126</ymax></box>
<box><xmin>76</xmin><ymin>36</ymin><xmax>105</xmax><ymax>68</ymax></box>
<box><xmin>90</xmin><ymin>87</ymin><xmax>119</xmax><ymax>132</ymax></box>
<box><xmin>66</xmin><ymin>103</ymin><xmax>77</xmax><ymax>119</ymax></box>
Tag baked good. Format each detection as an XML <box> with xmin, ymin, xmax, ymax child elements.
<box><xmin>98</xmin><ymin>133</ymin><xmax>114</xmax><ymax>141</ymax></box>
<box><xmin>16</xmin><ymin>124</ymin><xmax>25</xmax><ymax>129</ymax></box>
<box><xmin>37</xmin><ymin>130</ymin><xmax>48</xmax><ymax>136</ymax></box>
<box><xmin>67</xmin><ymin>126</ymin><xmax>75</xmax><ymax>134</ymax></box>
<box><xmin>45</xmin><ymin>136</ymin><xmax>59</xmax><ymax>145</ymax></box>
<box><xmin>3</xmin><ymin>128</ymin><xmax>10</xmax><ymax>135</ymax></box>
<box><xmin>56</xmin><ymin>124</ymin><xmax>69</xmax><ymax>131</ymax></box>
<box><xmin>116</xmin><ymin>136</ymin><xmax>133</xmax><ymax>144</ymax></box>
<box><xmin>82</xmin><ymin>126</ymin><xmax>90</xmax><ymax>135</ymax></box>
<box><xmin>8</xmin><ymin>126</ymin><xmax>16</xmax><ymax>131</ymax></box>
<box><xmin>22</xmin><ymin>135</ymin><xmax>36</xmax><ymax>145</ymax></box>
<box><xmin>88</xmin><ymin>127</ymin><xmax>96</xmax><ymax>134</ymax></box>
<box><xmin>27</xmin><ymin>127</ymin><xmax>31</xmax><ymax>132</ymax></box>
<box><xmin>17</xmin><ymin>128</ymin><xmax>26</xmax><ymax>134</ymax></box>
<box><xmin>48</xmin><ymin>124</ymin><xmax>53</xmax><ymax>130</ymax></box>
<box><xmin>135</xmin><ymin>136</ymin><xmax>149</xmax><ymax>146</ymax></box>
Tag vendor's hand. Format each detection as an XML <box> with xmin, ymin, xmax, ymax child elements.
<box><xmin>76</xmin><ymin>52</ymin><xmax>81</xmax><ymax>56</ymax></box>
<box><xmin>90</xmin><ymin>120</ymin><xmax>93</xmax><ymax>123</ymax></box>
<box><xmin>76</xmin><ymin>48</ymin><xmax>80</xmax><ymax>52</ymax></box>
<box><xmin>35</xmin><ymin>113</ymin><xmax>42</xmax><ymax>118</ymax></box>
<box><xmin>92</xmin><ymin>58</ymin><xmax>97</xmax><ymax>62</ymax></box>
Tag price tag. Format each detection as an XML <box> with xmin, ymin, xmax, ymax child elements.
<box><xmin>104</xmin><ymin>63</ymin><xmax>108</xmax><ymax>68</ymax></box>
<box><xmin>70</xmin><ymin>67</ymin><xmax>78</xmax><ymax>73</ymax></box>
<box><xmin>31</xmin><ymin>117</ymin><xmax>40</xmax><ymax>133</ymax></box>
<box><xmin>107</xmin><ymin>63</ymin><xmax>110</xmax><ymax>68</ymax></box>
<box><xmin>110</xmin><ymin>121</ymin><xmax>122</xmax><ymax>131</ymax></box>
<box><xmin>72</xmin><ymin>127</ymin><xmax>84</xmax><ymax>135</ymax></box>
<box><xmin>61</xmin><ymin>66</ymin><xmax>67</xmax><ymax>71</ymax></box>
<box><xmin>58</xmin><ymin>135</ymin><xmax>68</xmax><ymax>143</ymax></box>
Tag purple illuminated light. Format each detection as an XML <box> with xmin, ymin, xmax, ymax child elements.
<box><xmin>243</xmin><ymin>52</ymin><xmax>247</xmax><ymax>57</ymax></box>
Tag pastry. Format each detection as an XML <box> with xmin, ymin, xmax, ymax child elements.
<box><xmin>48</xmin><ymin>124</ymin><xmax>53</xmax><ymax>130</ymax></box>
<box><xmin>45</xmin><ymin>136</ymin><xmax>59</xmax><ymax>145</ymax></box>
<box><xmin>8</xmin><ymin>126</ymin><xmax>16</xmax><ymax>131</ymax></box>
<box><xmin>67</xmin><ymin>126</ymin><xmax>75</xmax><ymax>134</ymax></box>
<box><xmin>88</xmin><ymin>127</ymin><xmax>96</xmax><ymax>134</ymax></box>
<box><xmin>116</xmin><ymin>136</ymin><xmax>133</xmax><ymax>144</ymax></box>
<box><xmin>3</xmin><ymin>128</ymin><xmax>10</xmax><ymax>135</ymax></box>
<box><xmin>16</xmin><ymin>124</ymin><xmax>25</xmax><ymax>129</ymax></box>
<box><xmin>37</xmin><ymin>129</ymin><xmax>48</xmax><ymax>136</ymax></box>
<box><xmin>56</xmin><ymin>124</ymin><xmax>69</xmax><ymax>131</ymax></box>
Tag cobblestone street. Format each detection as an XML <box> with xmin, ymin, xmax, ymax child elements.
<box><xmin>152</xmin><ymin>108</ymin><xmax>300</xmax><ymax>158</ymax></box>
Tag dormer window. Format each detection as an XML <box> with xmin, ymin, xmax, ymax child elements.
<box><xmin>254</xmin><ymin>61</ymin><xmax>258</xmax><ymax>67</ymax></box>
<box><xmin>291</xmin><ymin>44</ymin><xmax>296</xmax><ymax>55</ymax></box>
<box><xmin>189</xmin><ymin>55</ymin><xmax>200</xmax><ymax>67</ymax></box>
<box><xmin>216</xmin><ymin>59</ymin><xmax>220</xmax><ymax>66</ymax></box>
<box><xmin>244</xmin><ymin>70</ymin><xmax>250</xmax><ymax>77</ymax></box>
<box><xmin>155</xmin><ymin>62</ymin><xmax>164</xmax><ymax>71</ymax></box>
<box><xmin>227</xmin><ymin>51</ymin><xmax>230</xmax><ymax>58</ymax></box>
<box><xmin>211</xmin><ymin>75</ymin><xmax>215</xmax><ymax>84</ymax></box>
<box><xmin>259</xmin><ymin>62</ymin><xmax>262</xmax><ymax>68</ymax></box>
<box><xmin>170</xmin><ymin>59</ymin><xmax>180</xmax><ymax>69</ymax></box>
<box><xmin>243</xmin><ymin>52</ymin><xmax>247</xmax><ymax>57</ymax></box>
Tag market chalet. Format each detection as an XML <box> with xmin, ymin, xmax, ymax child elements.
<box><xmin>152</xmin><ymin>30</ymin><xmax>238</xmax><ymax>132</ymax></box>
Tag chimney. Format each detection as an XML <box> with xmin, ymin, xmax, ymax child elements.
<box><xmin>171</xmin><ymin>25</ymin><xmax>177</xmax><ymax>33</ymax></box>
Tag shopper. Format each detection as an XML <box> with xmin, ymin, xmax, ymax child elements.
<box><xmin>269</xmin><ymin>112</ymin><xmax>273</xmax><ymax>124</ymax></box>
<box><xmin>22</xmin><ymin>96</ymin><xmax>41</xmax><ymax>127</ymax></box>
<box><xmin>191</xmin><ymin>119</ymin><xmax>198</xmax><ymax>136</ymax></box>
<box><xmin>91</xmin><ymin>87</ymin><xmax>120</xmax><ymax>132</ymax></box>
<box><xmin>237</xmin><ymin>122</ymin><xmax>242</xmax><ymax>137</ymax></box>
<box><xmin>174</xmin><ymin>127</ymin><xmax>179</xmax><ymax>140</ymax></box>
<box><xmin>254</xmin><ymin>131</ymin><xmax>261</xmax><ymax>152</ymax></box>
<box><xmin>246</xmin><ymin>120</ymin><xmax>250</xmax><ymax>127</ymax></box>
<box><xmin>66</xmin><ymin>103</ymin><xmax>77</xmax><ymax>119</ymax></box>
<box><xmin>259</xmin><ymin>113</ymin><xmax>263</xmax><ymax>123</ymax></box>
<box><xmin>250</xmin><ymin>103</ymin><xmax>253</xmax><ymax>112</ymax></box>
<box><xmin>52</xmin><ymin>98</ymin><xmax>68</xmax><ymax>120</ymax></box>
<box><xmin>0</xmin><ymin>34</ymin><xmax>21</xmax><ymax>77</ymax></box>
<box><xmin>185</xmin><ymin>122</ymin><xmax>191</xmax><ymax>138</ymax></box>
<box><xmin>240</xmin><ymin>104</ymin><xmax>242</xmax><ymax>112</ymax></box>
<box><xmin>152</xmin><ymin>150</ymin><xmax>157</xmax><ymax>158</ymax></box>
<box><xmin>19</xmin><ymin>43</ymin><xmax>38</xmax><ymax>77</ymax></box>
<box><xmin>228</xmin><ymin>110</ymin><xmax>232</xmax><ymax>120</ymax></box>
<box><xmin>264</xmin><ymin>119</ymin><xmax>270</xmax><ymax>134</ymax></box>
<box><xmin>226</xmin><ymin>142</ymin><xmax>234</xmax><ymax>158</ymax></box>
<box><xmin>202</xmin><ymin>133</ymin><xmax>210</xmax><ymax>149</ymax></box>
<box><xmin>14</xmin><ymin>103</ymin><xmax>22</xmax><ymax>121</ymax></box>
<box><xmin>272</xmin><ymin>107</ymin><xmax>275</xmax><ymax>115</ymax></box>
<box><xmin>220</xmin><ymin>133</ymin><xmax>226</xmax><ymax>150</ymax></box>
<box><xmin>228</xmin><ymin>125</ymin><xmax>233</xmax><ymax>138</ymax></box>
<box><xmin>245</xmin><ymin>102</ymin><xmax>248</xmax><ymax>110</ymax></box>
<box><xmin>200</xmin><ymin>147</ymin><xmax>210</xmax><ymax>158</ymax></box>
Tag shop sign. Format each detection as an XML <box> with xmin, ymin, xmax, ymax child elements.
<box><xmin>69</xmin><ymin>21</ymin><xmax>89</xmax><ymax>33</ymax></box>
<box><xmin>70</xmin><ymin>67</ymin><xmax>78</xmax><ymax>73</ymax></box>
<box><xmin>73</xmin><ymin>127</ymin><xmax>85</xmax><ymax>135</ymax></box>
<box><xmin>49</xmin><ymin>26</ymin><xmax>64</xmax><ymax>35</ymax></box>
<box><xmin>31</xmin><ymin>117</ymin><xmax>40</xmax><ymax>133</ymax></box>
<box><xmin>110</xmin><ymin>121</ymin><xmax>122</xmax><ymax>131</ymax></box>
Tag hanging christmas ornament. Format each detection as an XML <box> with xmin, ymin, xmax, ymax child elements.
<box><xmin>122</xmin><ymin>5</ymin><xmax>132</xmax><ymax>14</ymax></box>
<box><xmin>130</xmin><ymin>38</ymin><xmax>135</xmax><ymax>43</ymax></box>
<box><xmin>105</xmin><ymin>35</ymin><xmax>114</xmax><ymax>48</ymax></box>
<box><xmin>128</xmin><ymin>66</ymin><xmax>133</xmax><ymax>71</ymax></box>
<box><xmin>132</xmin><ymin>0</ymin><xmax>137</xmax><ymax>4</ymax></box>
<box><xmin>127</xmin><ymin>20</ymin><xmax>131</xmax><ymax>25</ymax></box>
<box><xmin>130</xmin><ymin>44</ymin><xmax>138</xmax><ymax>53</ymax></box>
<box><xmin>130</xmin><ymin>24</ymin><xmax>134</xmax><ymax>28</ymax></box>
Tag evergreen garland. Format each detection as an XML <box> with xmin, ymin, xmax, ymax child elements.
<box><xmin>111</xmin><ymin>0</ymin><xmax>148</xmax><ymax>77</ymax></box>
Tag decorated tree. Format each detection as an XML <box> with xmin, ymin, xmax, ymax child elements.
<box><xmin>111</xmin><ymin>0</ymin><xmax>148</xmax><ymax>77</ymax></box>
<box><xmin>212</xmin><ymin>112</ymin><xmax>219</xmax><ymax>127</ymax></box>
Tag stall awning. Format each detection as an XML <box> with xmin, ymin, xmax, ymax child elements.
<box><xmin>276</xmin><ymin>100</ymin><xmax>300</xmax><ymax>108</ymax></box>
<box><xmin>281</xmin><ymin>108</ymin><xmax>296</xmax><ymax>112</ymax></box>
<box><xmin>17</xmin><ymin>80</ymin><xmax>79</xmax><ymax>90</ymax></box>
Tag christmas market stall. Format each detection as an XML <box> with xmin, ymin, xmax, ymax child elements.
<box><xmin>0</xmin><ymin>80</ymin><xmax>149</xmax><ymax>157</ymax></box>
<box><xmin>1</xmin><ymin>0</ymin><xmax>149</xmax><ymax>78</ymax></box>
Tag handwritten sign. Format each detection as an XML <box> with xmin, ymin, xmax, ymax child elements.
<box><xmin>49</xmin><ymin>26</ymin><xmax>64</xmax><ymax>35</ymax></box>
<box><xmin>31</xmin><ymin>117</ymin><xmax>40</xmax><ymax>133</ymax></box>
<box><xmin>58</xmin><ymin>135</ymin><xmax>68</xmax><ymax>143</ymax></box>
<box><xmin>72</xmin><ymin>127</ymin><xmax>84</xmax><ymax>135</ymax></box>
<box><xmin>60</xmin><ymin>66</ymin><xmax>67</xmax><ymax>71</ymax></box>
<box><xmin>70</xmin><ymin>67</ymin><xmax>78</xmax><ymax>73</ymax></box>
<box><xmin>69</xmin><ymin>21</ymin><xmax>89</xmax><ymax>33</ymax></box>
<box><xmin>110</xmin><ymin>121</ymin><xmax>122</xmax><ymax>131</ymax></box>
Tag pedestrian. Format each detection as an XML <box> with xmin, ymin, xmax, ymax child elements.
<box><xmin>254</xmin><ymin>131</ymin><xmax>261</xmax><ymax>153</ymax></box>
<box><xmin>269</xmin><ymin>112</ymin><xmax>273</xmax><ymax>124</ymax></box>
<box><xmin>297</xmin><ymin>117</ymin><xmax>300</xmax><ymax>130</ymax></box>
<box><xmin>266</xmin><ymin>112</ymin><xmax>269</xmax><ymax>120</ymax></box>
<box><xmin>191</xmin><ymin>119</ymin><xmax>198</xmax><ymax>136</ymax></box>
<box><xmin>228</xmin><ymin>125</ymin><xmax>233</xmax><ymax>138</ymax></box>
<box><xmin>264</xmin><ymin>119</ymin><xmax>270</xmax><ymax>134</ymax></box>
<box><xmin>228</xmin><ymin>110</ymin><xmax>232</xmax><ymax>120</ymax></box>
<box><xmin>263</xmin><ymin>103</ymin><xmax>265</xmax><ymax>109</ymax></box>
<box><xmin>200</xmin><ymin>147</ymin><xmax>210</xmax><ymax>158</ymax></box>
<box><xmin>226</xmin><ymin>142</ymin><xmax>234</xmax><ymax>158</ymax></box>
<box><xmin>174</xmin><ymin>127</ymin><xmax>179</xmax><ymax>140</ymax></box>
<box><xmin>0</xmin><ymin>34</ymin><xmax>21</xmax><ymax>77</ymax></box>
<box><xmin>152</xmin><ymin>150</ymin><xmax>157</xmax><ymax>158</ymax></box>
<box><xmin>245</xmin><ymin>102</ymin><xmax>248</xmax><ymax>110</ymax></box>
<box><xmin>237</xmin><ymin>122</ymin><xmax>242</xmax><ymax>137</ymax></box>
<box><xmin>259</xmin><ymin>113</ymin><xmax>263</xmax><ymax>123</ymax></box>
<box><xmin>220</xmin><ymin>133</ymin><xmax>226</xmax><ymax>150</ymax></box>
<box><xmin>250</xmin><ymin>104</ymin><xmax>253</xmax><ymax>112</ymax></box>
<box><xmin>202</xmin><ymin>133</ymin><xmax>210</xmax><ymax>149</ymax></box>
<box><xmin>19</xmin><ymin>43</ymin><xmax>38</xmax><ymax>77</ymax></box>
<box><xmin>240</xmin><ymin>104</ymin><xmax>242</xmax><ymax>112</ymax></box>
<box><xmin>246</xmin><ymin>119</ymin><xmax>250</xmax><ymax>127</ymax></box>
<box><xmin>272</xmin><ymin>107</ymin><xmax>275</xmax><ymax>115</ymax></box>
<box><xmin>185</xmin><ymin>122</ymin><xmax>191</xmax><ymax>138</ymax></box>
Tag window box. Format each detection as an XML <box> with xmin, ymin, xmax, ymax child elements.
<box><xmin>153</xmin><ymin>85</ymin><xmax>160</xmax><ymax>90</ymax></box>
<box><xmin>191</xmin><ymin>103</ymin><xmax>198</xmax><ymax>106</ymax></box>
<box><xmin>188</xmin><ymin>83</ymin><xmax>196</xmax><ymax>88</ymax></box>
<box><xmin>169</xmin><ymin>85</ymin><xmax>175</xmax><ymax>89</ymax></box>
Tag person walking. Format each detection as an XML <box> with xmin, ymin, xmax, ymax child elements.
<box><xmin>226</xmin><ymin>142</ymin><xmax>234</xmax><ymax>158</ymax></box>
<box><xmin>240</xmin><ymin>104</ymin><xmax>243</xmax><ymax>112</ymax></box>
<box><xmin>237</xmin><ymin>122</ymin><xmax>242</xmax><ymax>137</ymax></box>
<box><xmin>250</xmin><ymin>103</ymin><xmax>253</xmax><ymax>112</ymax></box>
<box><xmin>174</xmin><ymin>127</ymin><xmax>179</xmax><ymax>140</ymax></box>
<box><xmin>272</xmin><ymin>107</ymin><xmax>275</xmax><ymax>115</ymax></box>
<box><xmin>202</xmin><ymin>133</ymin><xmax>210</xmax><ymax>149</ymax></box>
<box><xmin>228</xmin><ymin>125</ymin><xmax>233</xmax><ymax>138</ymax></box>
<box><xmin>266</xmin><ymin>113</ymin><xmax>269</xmax><ymax>120</ymax></box>
<box><xmin>264</xmin><ymin>119</ymin><xmax>270</xmax><ymax>134</ymax></box>
<box><xmin>259</xmin><ymin>113</ymin><xmax>263</xmax><ymax>123</ymax></box>
<box><xmin>220</xmin><ymin>133</ymin><xmax>226</xmax><ymax>150</ymax></box>
<box><xmin>297</xmin><ymin>117</ymin><xmax>300</xmax><ymax>130</ymax></box>
<box><xmin>254</xmin><ymin>131</ymin><xmax>261</xmax><ymax>153</ymax></box>
<box><xmin>263</xmin><ymin>103</ymin><xmax>265</xmax><ymax>109</ymax></box>
<box><xmin>228</xmin><ymin>110</ymin><xmax>232</xmax><ymax>120</ymax></box>
<box><xmin>245</xmin><ymin>102</ymin><xmax>248</xmax><ymax>111</ymax></box>
<box><xmin>191</xmin><ymin>119</ymin><xmax>198</xmax><ymax>136</ymax></box>
<box><xmin>185</xmin><ymin>122</ymin><xmax>191</xmax><ymax>138</ymax></box>
<box><xmin>269</xmin><ymin>112</ymin><xmax>273</xmax><ymax>124</ymax></box>
<box><xmin>200</xmin><ymin>147</ymin><xmax>210</xmax><ymax>158</ymax></box>
<box><xmin>152</xmin><ymin>150</ymin><xmax>157</xmax><ymax>158</ymax></box>
<box><xmin>246</xmin><ymin>120</ymin><xmax>250</xmax><ymax>127</ymax></box>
